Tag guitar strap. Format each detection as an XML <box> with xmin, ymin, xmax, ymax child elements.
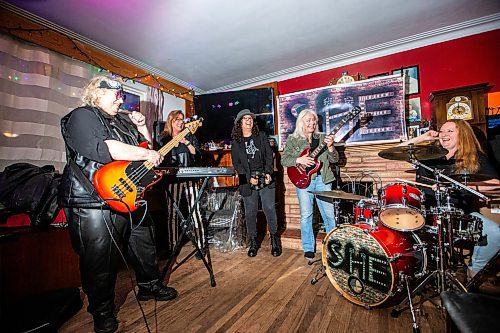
<box><xmin>66</xmin><ymin>147</ymin><xmax>105</xmax><ymax>205</ymax></box>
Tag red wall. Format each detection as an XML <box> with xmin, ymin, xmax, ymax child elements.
<box><xmin>278</xmin><ymin>29</ymin><xmax>500</xmax><ymax>120</ymax></box>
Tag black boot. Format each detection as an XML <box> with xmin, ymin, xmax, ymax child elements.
<box><xmin>93</xmin><ymin>311</ymin><xmax>118</xmax><ymax>333</ymax></box>
<box><xmin>137</xmin><ymin>280</ymin><xmax>178</xmax><ymax>301</ymax></box>
<box><xmin>247</xmin><ymin>237</ymin><xmax>259</xmax><ymax>257</ymax></box>
<box><xmin>270</xmin><ymin>233</ymin><xmax>282</xmax><ymax>257</ymax></box>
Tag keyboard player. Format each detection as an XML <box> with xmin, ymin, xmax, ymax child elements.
<box><xmin>157</xmin><ymin>110</ymin><xmax>203</xmax><ymax>256</ymax></box>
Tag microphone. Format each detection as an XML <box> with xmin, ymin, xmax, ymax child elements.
<box><xmin>118</xmin><ymin>109</ymin><xmax>133</xmax><ymax>115</ymax></box>
<box><xmin>182</xmin><ymin>115</ymin><xmax>200</xmax><ymax>123</ymax></box>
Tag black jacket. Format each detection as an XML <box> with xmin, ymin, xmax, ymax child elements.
<box><xmin>231</xmin><ymin>132</ymin><xmax>275</xmax><ymax>197</ymax></box>
<box><xmin>58</xmin><ymin>106</ymin><xmax>144</xmax><ymax>208</ymax></box>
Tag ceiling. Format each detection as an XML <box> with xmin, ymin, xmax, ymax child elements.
<box><xmin>2</xmin><ymin>0</ymin><xmax>500</xmax><ymax>94</ymax></box>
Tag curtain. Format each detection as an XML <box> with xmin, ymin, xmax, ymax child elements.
<box><xmin>0</xmin><ymin>33</ymin><xmax>165</xmax><ymax>172</ymax></box>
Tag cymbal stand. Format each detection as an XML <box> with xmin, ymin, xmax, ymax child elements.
<box><xmin>391</xmin><ymin>155</ymin><xmax>477</xmax><ymax>328</ymax></box>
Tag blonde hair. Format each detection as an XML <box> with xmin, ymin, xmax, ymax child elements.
<box><xmin>291</xmin><ymin>108</ymin><xmax>319</xmax><ymax>139</ymax></box>
<box><xmin>81</xmin><ymin>75</ymin><xmax>123</xmax><ymax>107</ymax></box>
<box><xmin>161</xmin><ymin>110</ymin><xmax>184</xmax><ymax>137</ymax></box>
<box><xmin>446</xmin><ymin>119</ymin><xmax>483</xmax><ymax>173</ymax></box>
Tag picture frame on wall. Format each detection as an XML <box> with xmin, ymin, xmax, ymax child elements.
<box><xmin>121</xmin><ymin>85</ymin><xmax>146</xmax><ymax>113</ymax></box>
<box><xmin>367</xmin><ymin>72</ymin><xmax>389</xmax><ymax>79</ymax></box>
<box><xmin>418</xmin><ymin>127</ymin><xmax>430</xmax><ymax>136</ymax></box>
<box><xmin>408</xmin><ymin>97</ymin><xmax>422</xmax><ymax>123</ymax></box>
<box><xmin>392</xmin><ymin>65</ymin><xmax>420</xmax><ymax>95</ymax></box>
<box><xmin>407</xmin><ymin>125</ymin><xmax>419</xmax><ymax>139</ymax></box>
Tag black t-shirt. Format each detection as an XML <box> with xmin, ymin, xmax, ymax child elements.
<box><xmin>244</xmin><ymin>136</ymin><xmax>263</xmax><ymax>172</ymax></box>
<box><xmin>64</xmin><ymin>108</ymin><xmax>142</xmax><ymax>164</ymax></box>
<box><xmin>416</xmin><ymin>153</ymin><xmax>498</xmax><ymax>213</ymax></box>
<box><xmin>158</xmin><ymin>133</ymin><xmax>199</xmax><ymax>167</ymax></box>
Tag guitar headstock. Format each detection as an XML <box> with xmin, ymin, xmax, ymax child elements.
<box><xmin>346</xmin><ymin>105</ymin><xmax>362</xmax><ymax>121</ymax></box>
<box><xmin>184</xmin><ymin>116</ymin><xmax>203</xmax><ymax>134</ymax></box>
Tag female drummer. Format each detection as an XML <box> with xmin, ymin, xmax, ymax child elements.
<box><xmin>400</xmin><ymin>119</ymin><xmax>500</xmax><ymax>279</ymax></box>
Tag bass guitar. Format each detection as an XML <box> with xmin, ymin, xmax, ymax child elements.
<box><xmin>287</xmin><ymin>106</ymin><xmax>361</xmax><ymax>189</ymax></box>
<box><xmin>93</xmin><ymin>118</ymin><xmax>203</xmax><ymax>213</ymax></box>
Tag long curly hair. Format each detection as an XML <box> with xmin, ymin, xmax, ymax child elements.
<box><xmin>81</xmin><ymin>75</ymin><xmax>123</xmax><ymax>107</ymax></box>
<box><xmin>161</xmin><ymin>110</ymin><xmax>184</xmax><ymax>137</ymax></box>
<box><xmin>446</xmin><ymin>119</ymin><xmax>484</xmax><ymax>173</ymax></box>
<box><xmin>231</xmin><ymin>118</ymin><xmax>259</xmax><ymax>142</ymax></box>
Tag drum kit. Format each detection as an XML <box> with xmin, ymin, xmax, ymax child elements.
<box><xmin>310</xmin><ymin>143</ymin><xmax>497</xmax><ymax>333</ymax></box>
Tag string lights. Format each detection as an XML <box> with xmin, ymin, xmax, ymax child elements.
<box><xmin>1</xmin><ymin>24</ymin><xmax>194</xmax><ymax>99</ymax></box>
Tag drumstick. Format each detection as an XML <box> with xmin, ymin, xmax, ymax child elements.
<box><xmin>395</xmin><ymin>178</ymin><xmax>434</xmax><ymax>189</ymax></box>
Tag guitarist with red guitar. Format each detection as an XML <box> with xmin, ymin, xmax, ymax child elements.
<box><xmin>281</xmin><ymin>108</ymin><xmax>340</xmax><ymax>260</ymax></box>
<box><xmin>58</xmin><ymin>76</ymin><xmax>177</xmax><ymax>333</ymax></box>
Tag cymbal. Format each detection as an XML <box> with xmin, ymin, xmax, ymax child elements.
<box><xmin>448</xmin><ymin>173</ymin><xmax>493</xmax><ymax>183</ymax></box>
<box><xmin>378</xmin><ymin>144</ymin><xmax>448</xmax><ymax>161</ymax></box>
<box><xmin>309</xmin><ymin>190</ymin><xmax>367</xmax><ymax>201</ymax></box>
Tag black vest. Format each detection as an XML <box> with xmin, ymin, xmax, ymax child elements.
<box><xmin>58</xmin><ymin>106</ymin><xmax>141</xmax><ymax>208</ymax></box>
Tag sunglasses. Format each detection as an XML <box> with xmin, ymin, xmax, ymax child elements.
<box><xmin>115</xmin><ymin>89</ymin><xmax>126</xmax><ymax>101</ymax></box>
<box><xmin>98</xmin><ymin>80</ymin><xmax>126</xmax><ymax>101</ymax></box>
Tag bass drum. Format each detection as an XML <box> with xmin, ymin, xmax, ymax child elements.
<box><xmin>322</xmin><ymin>223</ymin><xmax>426</xmax><ymax>308</ymax></box>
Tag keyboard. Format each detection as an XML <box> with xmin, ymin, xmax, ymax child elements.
<box><xmin>156</xmin><ymin>166</ymin><xmax>235</xmax><ymax>177</ymax></box>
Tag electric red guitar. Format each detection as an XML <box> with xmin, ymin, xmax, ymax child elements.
<box><xmin>287</xmin><ymin>106</ymin><xmax>361</xmax><ymax>189</ymax></box>
<box><xmin>93</xmin><ymin>118</ymin><xmax>203</xmax><ymax>213</ymax></box>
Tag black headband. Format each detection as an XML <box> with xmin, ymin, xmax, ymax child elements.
<box><xmin>98</xmin><ymin>80</ymin><xmax>122</xmax><ymax>90</ymax></box>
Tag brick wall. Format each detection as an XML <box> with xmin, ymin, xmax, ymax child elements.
<box><xmin>280</xmin><ymin>142</ymin><xmax>415</xmax><ymax>235</ymax></box>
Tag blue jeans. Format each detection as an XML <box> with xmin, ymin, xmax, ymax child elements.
<box><xmin>469</xmin><ymin>212</ymin><xmax>500</xmax><ymax>273</ymax></box>
<box><xmin>296</xmin><ymin>175</ymin><xmax>336</xmax><ymax>253</ymax></box>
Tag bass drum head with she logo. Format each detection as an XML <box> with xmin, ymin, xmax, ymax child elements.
<box><xmin>322</xmin><ymin>223</ymin><xmax>426</xmax><ymax>308</ymax></box>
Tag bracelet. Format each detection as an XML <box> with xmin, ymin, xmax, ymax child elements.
<box><xmin>186</xmin><ymin>142</ymin><xmax>192</xmax><ymax>146</ymax></box>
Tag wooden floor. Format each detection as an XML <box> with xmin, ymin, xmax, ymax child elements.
<box><xmin>60</xmin><ymin>242</ymin><xmax>446</xmax><ymax>333</ymax></box>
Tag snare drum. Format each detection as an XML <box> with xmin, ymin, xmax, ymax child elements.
<box><xmin>353</xmin><ymin>199</ymin><xmax>379</xmax><ymax>224</ymax></box>
<box><xmin>379</xmin><ymin>182</ymin><xmax>425</xmax><ymax>231</ymax></box>
<box><xmin>322</xmin><ymin>223</ymin><xmax>426</xmax><ymax>308</ymax></box>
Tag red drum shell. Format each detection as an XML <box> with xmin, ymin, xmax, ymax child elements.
<box><xmin>379</xmin><ymin>182</ymin><xmax>425</xmax><ymax>231</ymax></box>
<box><xmin>322</xmin><ymin>223</ymin><xmax>426</xmax><ymax>307</ymax></box>
<box><xmin>353</xmin><ymin>199</ymin><xmax>379</xmax><ymax>223</ymax></box>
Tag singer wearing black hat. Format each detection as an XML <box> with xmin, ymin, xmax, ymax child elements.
<box><xmin>58</xmin><ymin>75</ymin><xmax>177</xmax><ymax>333</ymax></box>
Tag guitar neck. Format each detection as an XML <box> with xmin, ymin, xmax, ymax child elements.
<box><xmin>308</xmin><ymin>116</ymin><xmax>350</xmax><ymax>159</ymax></box>
<box><xmin>143</xmin><ymin>128</ymin><xmax>190</xmax><ymax>170</ymax></box>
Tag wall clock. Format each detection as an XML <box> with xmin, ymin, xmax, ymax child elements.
<box><xmin>429</xmin><ymin>82</ymin><xmax>491</xmax><ymax>148</ymax></box>
<box><xmin>446</xmin><ymin>96</ymin><xmax>472</xmax><ymax>120</ymax></box>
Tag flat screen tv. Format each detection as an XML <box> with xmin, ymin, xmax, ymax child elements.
<box><xmin>194</xmin><ymin>88</ymin><xmax>275</xmax><ymax>144</ymax></box>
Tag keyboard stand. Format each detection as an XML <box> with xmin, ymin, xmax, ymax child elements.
<box><xmin>160</xmin><ymin>176</ymin><xmax>216</xmax><ymax>287</ymax></box>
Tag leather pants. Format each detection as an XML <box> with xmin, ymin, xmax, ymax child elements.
<box><xmin>64</xmin><ymin>207</ymin><xmax>161</xmax><ymax>316</ymax></box>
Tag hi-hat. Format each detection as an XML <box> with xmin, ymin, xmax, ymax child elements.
<box><xmin>309</xmin><ymin>190</ymin><xmax>367</xmax><ymax>201</ymax></box>
<box><xmin>378</xmin><ymin>144</ymin><xmax>448</xmax><ymax>161</ymax></box>
<box><xmin>449</xmin><ymin>173</ymin><xmax>493</xmax><ymax>183</ymax></box>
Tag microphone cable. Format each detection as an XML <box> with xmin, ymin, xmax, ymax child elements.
<box><xmin>100</xmin><ymin>198</ymin><xmax>154</xmax><ymax>333</ymax></box>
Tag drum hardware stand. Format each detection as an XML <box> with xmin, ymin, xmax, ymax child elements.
<box><xmin>391</xmin><ymin>156</ymin><xmax>487</xmax><ymax>328</ymax></box>
<box><xmin>310</xmin><ymin>261</ymin><xmax>326</xmax><ymax>285</ymax></box>
<box><xmin>402</xmin><ymin>275</ymin><xmax>421</xmax><ymax>333</ymax></box>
